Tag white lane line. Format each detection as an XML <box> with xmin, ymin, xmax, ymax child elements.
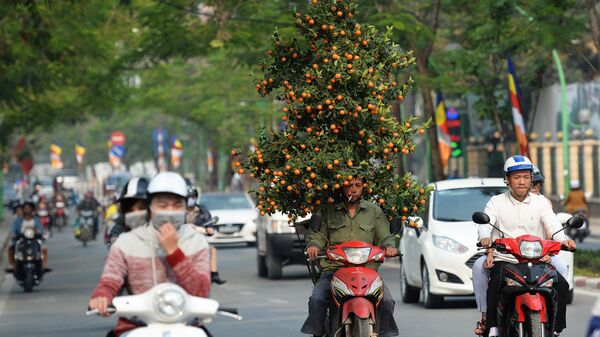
<box><xmin>575</xmin><ymin>288</ymin><xmax>600</xmax><ymax>297</ymax></box>
<box><xmin>0</xmin><ymin>273</ymin><xmax>16</xmax><ymax>317</ymax></box>
<box><xmin>267</xmin><ymin>298</ymin><xmax>288</xmax><ymax>304</ymax></box>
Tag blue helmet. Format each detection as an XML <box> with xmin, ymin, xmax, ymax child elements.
<box><xmin>504</xmin><ymin>155</ymin><xmax>533</xmax><ymax>175</ymax></box>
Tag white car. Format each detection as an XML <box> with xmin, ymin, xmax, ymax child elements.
<box><xmin>199</xmin><ymin>192</ymin><xmax>257</xmax><ymax>245</ymax></box>
<box><xmin>400</xmin><ymin>178</ymin><xmax>576</xmax><ymax>308</ymax></box>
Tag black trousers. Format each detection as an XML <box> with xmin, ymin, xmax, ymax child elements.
<box><xmin>486</xmin><ymin>262</ymin><xmax>569</xmax><ymax>332</ymax></box>
<box><xmin>301</xmin><ymin>271</ymin><xmax>398</xmax><ymax>337</ymax></box>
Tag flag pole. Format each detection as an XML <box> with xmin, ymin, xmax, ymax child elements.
<box><xmin>552</xmin><ymin>49</ymin><xmax>570</xmax><ymax>196</ymax></box>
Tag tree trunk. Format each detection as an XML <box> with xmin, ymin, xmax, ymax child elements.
<box><xmin>585</xmin><ymin>0</ymin><xmax>600</xmax><ymax>76</ymax></box>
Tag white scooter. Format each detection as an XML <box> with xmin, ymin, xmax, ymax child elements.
<box><xmin>86</xmin><ymin>283</ymin><xmax>241</xmax><ymax>337</ymax></box>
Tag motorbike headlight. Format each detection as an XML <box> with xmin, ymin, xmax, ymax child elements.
<box><xmin>540</xmin><ymin>279</ymin><xmax>554</xmax><ymax>288</ymax></box>
<box><xmin>23</xmin><ymin>228</ymin><xmax>35</xmax><ymax>239</ymax></box>
<box><xmin>506</xmin><ymin>277</ymin><xmax>523</xmax><ymax>287</ymax></box>
<box><xmin>518</xmin><ymin>241</ymin><xmax>543</xmax><ymax>259</ymax></box>
<box><xmin>331</xmin><ymin>276</ymin><xmax>354</xmax><ymax>298</ymax></box>
<box><xmin>432</xmin><ymin>235</ymin><xmax>468</xmax><ymax>254</ymax></box>
<box><xmin>371</xmin><ymin>252</ymin><xmax>384</xmax><ymax>262</ymax></box>
<box><xmin>271</xmin><ymin>220</ymin><xmax>295</xmax><ymax>234</ymax></box>
<box><xmin>153</xmin><ymin>287</ymin><xmax>186</xmax><ymax>321</ymax></box>
<box><xmin>343</xmin><ymin>247</ymin><xmax>371</xmax><ymax>264</ymax></box>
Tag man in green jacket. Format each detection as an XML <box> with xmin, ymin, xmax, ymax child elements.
<box><xmin>300</xmin><ymin>177</ymin><xmax>399</xmax><ymax>337</ymax></box>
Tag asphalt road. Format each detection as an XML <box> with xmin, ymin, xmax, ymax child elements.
<box><xmin>0</xmin><ymin>229</ymin><xmax>598</xmax><ymax>337</ymax></box>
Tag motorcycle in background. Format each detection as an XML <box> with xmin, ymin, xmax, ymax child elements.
<box><xmin>565</xmin><ymin>209</ymin><xmax>590</xmax><ymax>242</ymax></box>
<box><xmin>37</xmin><ymin>202</ymin><xmax>53</xmax><ymax>238</ymax></box>
<box><xmin>5</xmin><ymin>227</ymin><xmax>47</xmax><ymax>292</ymax></box>
<box><xmin>86</xmin><ymin>283</ymin><xmax>241</xmax><ymax>337</ymax></box>
<box><xmin>77</xmin><ymin>210</ymin><xmax>96</xmax><ymax>247</ymax></box>
<box><xmin>53</xmin><ymin>198</ymin><xmax>68</xmax><ymax>232</ymax></box>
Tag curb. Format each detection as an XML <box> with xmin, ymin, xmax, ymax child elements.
<box><xmin>575</xmin><ymin>276</ymin><xmax>600</xmax><ymax>290</ymax></box>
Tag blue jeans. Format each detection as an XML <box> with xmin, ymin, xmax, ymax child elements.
<box><xmin>301</xmin><ymin>272</ymin><xmax>398</xmax><ymax>336</ymax></box>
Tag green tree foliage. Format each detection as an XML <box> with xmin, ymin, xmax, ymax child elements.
<box><xmin>238</xmin><ymin>0</ymin><xmax>430</xmax><ymax>220</ymax></box>
<box><xmin>0</xmin><ymin>1</ymin><xmax>131</xmax><ymax>146</ymax></box>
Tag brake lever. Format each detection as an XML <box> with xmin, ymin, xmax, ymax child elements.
<box><xmin>85</xmin><ymin>306</ymin><xmax>116</xmax><ymax>316</ymax></box>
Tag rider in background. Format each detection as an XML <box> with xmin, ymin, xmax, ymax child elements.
<box><xmin>563</xmin><ymin>179</ymin><xmax>588</xmax><ymax>214</ymax></box>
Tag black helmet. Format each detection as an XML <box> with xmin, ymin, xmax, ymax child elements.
<box><xmin>185</xmin><ymin>178</ymin><xmax>199</xmax><ymax>198</ymax></box>
<box><xmin>532</xmin><ymin>165</ymin><xmax>545</xmax><ymax>184</ymax></box>
<box><xmin>119</xmin><ymin>177</ymin><xmax>149</xmax><ymax>201</ymax></box>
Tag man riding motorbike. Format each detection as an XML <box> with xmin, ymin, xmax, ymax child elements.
<box><xmin>88</xmin><ymin>172</ymin><xmax>211</xmax><ymax>337</ymax></box>
<box><xmin>563</xmin><ymin>179</ymin><xmax>588</xmax><ymax>214</ymax></box>
<box><xmin>186</xmin><ymin>182</ymin><xmax>227</xmax><ymax>285</ymax></box>
<box><xmin>301</xmin><ymin>176</ymin><xmax>398</xmax><ymax>337</ymax></box>
<box><xmin>107</xmin><ymin>177</ymin><xmax>150</xmax><ymax>247</ymax></box>
<box><xmin>7</xmin><ymin>201</ymin><xmax>48</xmax><ymax>269</ymax></box>
<box><xmin>78</xmin><ymin>190</ymin><xmax>102</xmax><ymax>240</ymax></box>
<box><xmin>477</xmin><ymin>155</ymin><xmax>576</xmax><ymax>337</ymax></box>
<box><xmin>472</xmin><ymin>160</ymin><xmax>568</xmax><ymax>335</ymax></box>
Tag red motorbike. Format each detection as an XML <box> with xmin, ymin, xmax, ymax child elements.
<box><xmin>53</xmin><ymin>200</ymin><xmax>67</xmax><ymax>232</ymax></box>
<box><xmin>37</xmin><ymin>205</ymin><xmax>52</xmax><ymax>236</ymax></box>
<box><xmin>324</xmin><ymin>240</ymin><xmax>387</xmax><ymax>337</ymax></box>
<box><xmin>472</xmin><ymin>212</ymin><xmax>582</xmax><ymax>337</ymax></box>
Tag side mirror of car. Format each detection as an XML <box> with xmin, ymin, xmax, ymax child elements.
<box><xmin>310</xmin><ymin>213</ymin><xmax>322</xmax><ymax>232</ymax></box>
<box><xmin>472</xmin><ymin>212</ymin><xmax>490</xmax><ymax>225</ymax></box>
<box><xmin>566</xmin><ymin>215</ymin><xmax>584</xmax><ymax>229</ymax></box>
<box><xmin>390</xmin><ymin>217</ymin><xmax>403</xmax><ymax>234</ymax></box>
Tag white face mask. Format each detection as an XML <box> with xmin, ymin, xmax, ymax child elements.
<box><xmin>124</xmin><ymin>210</ymin><xmax>148</xmax><ymax>229</ymax></box>
<box><xmin>151</xmin><ymin>209</ymin><xmax>187</xmax><ymax>230</ymax></box>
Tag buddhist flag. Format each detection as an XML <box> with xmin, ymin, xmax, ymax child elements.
<box><xmin>75</xmin><ymin>142</ymin><xmax>86</xmax><ymax>165</ymax></box>
<box><xmin>435</xmin><ymin>92</ymin><xmax>452</xmax><ymax>171</ymax></box>
<box><xmin>507</xmin><ymin>54</ymin><xmax>529</xmax><ymax>156</ymax></box>
<box><xmin>170</xmin><ymin>137</ymin><xmax>184</xmax><ymax>169</ymax></box>
<box><xmin>50</xmin><ymin>143</ymin><xmax>64</xmax><ymax>169</ymax></box>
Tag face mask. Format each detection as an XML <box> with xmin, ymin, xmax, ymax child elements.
<box><xmin>151</xmin><ymin>209</ymin><xmax>186</xmax><ymax>230</ymax></box>
<box><xmin>125</xmin><ymin>210</ymin><xmax>148</xmax><ymax>229</ymax></box>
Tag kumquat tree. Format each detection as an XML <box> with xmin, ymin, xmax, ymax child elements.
<box><xmin>234</xmin><ymin>0</ymin><xmax>431</xmax><ymax>222</ymax></box>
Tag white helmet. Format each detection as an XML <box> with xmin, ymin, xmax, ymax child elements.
<box><xmin>147</xmin><ymin>172</ymin><xmax>188</xmax><ymax>198</ymax></box>
<box><xmin>503</xmin><ymin>155</ymin><xmax>533</xmax><ymax>175</ymax></box>
<box><xmin>570</xmin><ymin>179</ymin><xmax>580</xmax><ymax>189</ymax></box>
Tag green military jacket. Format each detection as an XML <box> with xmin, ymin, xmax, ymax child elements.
<box><xmin>306</xmin><ymin>200</ymin><xmax>396</xmax><ymax>271</ymax></box>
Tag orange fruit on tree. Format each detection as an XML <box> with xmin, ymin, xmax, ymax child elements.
<box><xmin>238</xmin><ymin>168</ymin><xmax>245</xmax><ymax>174</ymax></box>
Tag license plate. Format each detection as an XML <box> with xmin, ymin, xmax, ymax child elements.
<box><xmin>218</xmin><ymin>225</ymin><xmax>238</xmax><ymax>234</ymax></box>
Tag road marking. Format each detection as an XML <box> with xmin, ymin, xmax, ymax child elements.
<box><xmin>239</xmin><ymin>290</ymin><xmax>256</xmax><ymax>296</ymax></box>
<box><xmin>268</xmin><ymin>298</ymin><xmax>288</xmax><ymax>304</ymax></box>
<box><xmin>575</xmin><ymin>288</ymin><xmax>600</xmax><ymax>297</ymax></box>
<box><xmin>0</xmin><ymin>273</ymin><xmax>15</xmax><ymax>317</ymax></box>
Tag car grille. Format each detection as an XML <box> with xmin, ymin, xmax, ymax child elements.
<box><xmin>466</xmin><ymin>252</ymin><xmax>484</xmax><ymax>269</ymax></box>
<box><xmin>216</xmin><ymin>223</ymin><xmax>244</xmax><ymax>234</ymax></box>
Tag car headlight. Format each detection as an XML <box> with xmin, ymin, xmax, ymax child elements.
<box><xmin>23</xmin><ymin>228</ymin><xmax>35</xmax><ymax>239</ymax></box>
<box><xmin>331</xmin><ymin>276</ymin><xmax>354</xmax><ymax>298</ymax></box>
<box><xmin>271</xmin><ymin>220</ymin><xmax>295</xmax><ymax>234</ymax></box>
<box><xmin>432</xmin><ymin>235</ymin><xmax>468</xmax><ymax>253</ymax></box>
<box><xmin>519</xmin><ymin>241</ymin><xmax>543</xmax><ymax>259</ymax></box>
<box><xmin>540</xmin><ymin>278</ymin><xmax>554</xmax><ymax>288</ymax></box>
<box><xmin>365</xmin><ymin>276</ymin><xmax>384</xmax><ymax>303</ymax></box>
<box><xmin>153</xmin><ymin>287</ymin><xmax>186</xmax><ymax>321</ymax></box>
<box><xmin>506</xmin><ymin>277</ymin><xmax>523</xmax><ymax>287</ymax></box>
<box><xmin>343</xmin><ymin>247</ymin><xmax>371</xmax><ymax>264</ymax></box>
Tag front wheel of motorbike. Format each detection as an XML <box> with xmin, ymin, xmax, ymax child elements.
<box><xmin>23</xmin><ymin>270</ymin><xmax>34</xmax><ymax>292</ymax></box>
<box><xmin>529</xmin><ymin>311</ymin><xmax>545</xmax><ymax>337</ymax></box>
<box><xmin>345</xmin><ymin>315</ymin><xmax>373</xmax><ymax>337</ymax></box>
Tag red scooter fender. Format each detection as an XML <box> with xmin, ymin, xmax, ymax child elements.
<box><xmin>342</xmin><ymin>297</ymin><xmax>375</xmax><ymax>322</ymax></box>
<box><xmin>514</xmin><ymin>293</ymin><xmax>548</xmax><ymax>323</ymax></box>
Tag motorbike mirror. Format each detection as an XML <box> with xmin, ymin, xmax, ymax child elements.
<box><xmin>407</xmin><ymin>216</ymin><xmax>424</xmax><ymax>229</ymax></box>
<box><xmin>310</xmin><ymin>213</ymin><xmax>322</xmax><ymax>232</ymax></box>
<box><xmin>556</xmin><ymin>212</ymin><xmax>572</xmax><ymax>226</ymax></box>
<box><xmin>390</xmin><ymin>217</ymin><xmax>403</xmax><ymax>234</ymax></box>
<box><xmin>566</xmin><ymin>215</ymin><xmax>584</xmax><ymax>229</ymax></box>
<box><xmin>472</xmin><ymin>212</ymin><xmax>490</xmax><ymax>225</ymax></box>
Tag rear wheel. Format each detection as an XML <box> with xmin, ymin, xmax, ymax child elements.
<box><xmin>529</xmin><ymin>311</ymin><xmax>544</xmax><ymax>337</ymax></box>
<box><xmin>400</xmin><ymin>262</ymin><xmax>419</xmax><ymax>303</ymax></box>
<box><xmin>346</xmin><ymin>316</ymin><xmax>372</xmax><ymax>337</ymax></box>
<box><xmin>566</xmin><ymin>289</ymin><xmax>574</xmax><ymax>305</ymax></box>
<box><xmin>266</xmin><ymin>252</ymin><xmax>282</xmax><ymax>279</ymax></box>
<box><xmin>257</xmin><ymin>253</ymin><xmax>267</xmax><ymax>278</ymax></box>
<box><xmin>421</xmin><ymin>264</ymin><xmax>443</xmax><ymax>308</ymax></box>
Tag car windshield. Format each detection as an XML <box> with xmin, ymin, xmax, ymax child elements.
<box><xmin>200</xmin><ymin>194</ymin><xmax>252</xmax><ymax>210</ymax></box>
<box><xmin>433</xmin><ymin>186</ymin><xmax>507</xmax><ymax>222</ymax></box>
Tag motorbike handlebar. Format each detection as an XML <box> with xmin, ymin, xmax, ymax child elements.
<box><xmin>85</xmin><ymin>306</ymin><xmax>116</xmax><ymax>316</ymax></box>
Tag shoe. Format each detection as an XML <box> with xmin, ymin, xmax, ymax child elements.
<box><xmin>44</xmin><ymin>268</ymin><xmax>52</xmax><ymax>273</ymax></box>
<box><xmin>211</xmin><ymin>272</ymin><xmax>227</xmax><ymax>285</ymax></box>
<box><xmin>4</xmin><ymin>268</ymin><xmax>13</xmax><ymax>273</ymax></box>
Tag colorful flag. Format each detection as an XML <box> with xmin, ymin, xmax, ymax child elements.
<box><xmin>507</xmin><ymin>54</ymin><xmax>529</xmax><ymax>156</ymax></box>
<box><xmin>435</xmin><ymin>92</ymin><xmax>452</xmax><ymax>171</ymax></box>
<box><xmin>50</xmin><ymin>143</ymin><xmax>64</xmax><ymax>169</ymax></box>
<box><xmin>75</xmin><ymin>142</ymin><xmax>86</xmax><ymax>165</ymax></box>
<box><xmin>108</xmin><ymin>131</ymin><xmax>126</xmax><ymax>167</ymax></box>
<box><xmin>153</xmin><ymin>128</ymin><xmax>168</xmax><ymax>172</ymax></box>
<box><xmin>170</xmin><ymin>137</ymin><xmax>184</xmax><ymax>169</ymax></box>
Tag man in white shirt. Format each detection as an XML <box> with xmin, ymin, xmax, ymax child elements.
<box><xmin>479</xmin><ymin>155</ymin><xmax>576</xmax><ymax>336</ymax></box>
